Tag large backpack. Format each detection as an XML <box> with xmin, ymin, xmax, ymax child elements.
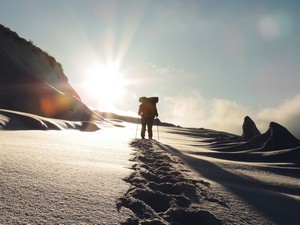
<box><xmin>138</xmin><ymin>96</ymin><xmax>158</xmax><ymax>118</ymax></box>
<box><xmin>139</xmin><ymin>96</ymin><xmax>159</xmax><ymax>104</ymax></box>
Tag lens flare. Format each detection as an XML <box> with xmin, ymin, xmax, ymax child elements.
<box><xmin>257</xmin><ymin>13</ymin><xmax>293</xmax><ymax>40</ymax></box>
<box><xmin>82</xmin><ymin>62</ymin><xmax>128</xmax><ymax>111</ymax></box>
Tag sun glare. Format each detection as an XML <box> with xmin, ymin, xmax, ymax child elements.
<box><xmin>83</xmin><ymin>63</ymin><xmax>128</xmax><ymax>111</ymax></box>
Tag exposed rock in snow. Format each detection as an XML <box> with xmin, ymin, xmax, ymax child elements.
<box><xmin>262</xmin><ymin>122</ymin><xmax>300</xmax><ymax>151</ymax></box>
<box><xmin>241</xmin><ymin>116</ymin><xmax>261</xmax><ymax>142</ymax></box>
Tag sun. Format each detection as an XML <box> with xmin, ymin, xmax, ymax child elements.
<box><xmin>83</xmin><ymin>63</ymin><xmax>128</xmax><ymax>111</ymax></box>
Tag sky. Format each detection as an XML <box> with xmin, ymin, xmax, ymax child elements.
<box><xmin>1</xmin><ymin>0</ymin><xmax>300</xmax><ymax>137</ymax></box>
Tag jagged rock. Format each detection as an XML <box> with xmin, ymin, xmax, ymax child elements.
<box><xmin>222</xmin><ymin>121</ymin><xmax>300</xmax><ymax>152</ymax></box>
<box><xmin>262</xmin><ymin>122</ymin><xmax>300</xmax><ymax>150</ymax></box>
<box><xmin>241</xmin><ymin>116</ymin><xmax>261</xmax><ymax>141</ymax></box>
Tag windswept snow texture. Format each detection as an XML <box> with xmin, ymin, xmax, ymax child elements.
<box><xmin>1</xmin><ymin>120</ymin><xmax>300</xmax><ymax>224</ymax></box>
<box><xmin>153</xmin><ymin>127</ymin><xmax>300</xmax><ymax>225</ymax></box>
<box><xmin>0</xmin><ymin>128</ymin><xmax>134</xmax><ymax>224</ymax></box>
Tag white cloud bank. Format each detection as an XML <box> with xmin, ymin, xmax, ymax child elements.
<box><xmin>201</xmin><ymin>98</ymin><xmax>251</xmax><ymax>135</ymax></box>
<box><xmin>257</xmin><ymin>94</ymin><xmax>300</xmax><ymax>138</ymax></box>
<box><xmin>162</xmin><ymin>95</ymin><xmax>206</xmax><ymax>128</ymax></box>
<box><xmin>162</xmin><ymin>94</ymin><xmax>300</xmax><ymax>139</ymax></box>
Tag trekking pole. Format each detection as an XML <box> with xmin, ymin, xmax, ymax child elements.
<box><xmin>156</xmin><ymin>118</ymin><xmax>160</xmax><ymax>141</ymax></box>
<box><xmin>135</xmin><ymin>118</ymin><xmax>139</xmax><ymax>139</ymax></box>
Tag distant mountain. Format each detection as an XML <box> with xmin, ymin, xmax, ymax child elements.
<box><xmin>0</xmin><ymin>24</ymin><xmax>92</xmax><ymax>121</ymax></box>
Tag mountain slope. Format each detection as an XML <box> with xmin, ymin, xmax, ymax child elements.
<box><xmin>0</xmin><ymin>24</ymin><xmax>92</xmax><ymax>121</ymax></box>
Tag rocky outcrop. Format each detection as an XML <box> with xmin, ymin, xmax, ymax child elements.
<box><xmin>262</xmin><ymin>122</ymin><xmax>300</xmax><ymax>151</ymax></box>
<box><xmin>0</xmin><ymin>24</ymin><xmax>92</xmax><ymax>121</ymax></box>
<box><xmin>241</xmin><ymin>116</ymin><xmax>261</xmax><ymax>141</ymax></box>
<box><xmin>218</xmin><ymin>118</ymin><xmax>300</xmax><ymax>152</ymax></box>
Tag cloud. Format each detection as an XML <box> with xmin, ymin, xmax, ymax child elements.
<box><xmin>257</xmin><ymin>94</ymin><xmax>300</xmax><ymax>138</ymax></box>
<box><xmin>162</xmin><ymin>95</ymin><xmax>206</xmax><ymax>127</ymax></box>
<box><xmin>161</xmin><ymin>96</ymin><xmax>250</xmax><ymax>134</ymax></box>
<box><xmin>201</xmin><ymin>98</ymin><xmax>251</xmax><ymax>135</ymax></box>
<box><xmin>162</xmin><ymin>94</ymin><xmax>300</xmax><ymax>139</ymax></box>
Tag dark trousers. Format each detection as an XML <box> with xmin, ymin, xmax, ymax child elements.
<box><xmin>141</xmin><ymin>117</ymin><xmax>154</xmax><ymax>139</ymax></box>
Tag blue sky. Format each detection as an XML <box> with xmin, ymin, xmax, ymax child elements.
<box><xmin>1</xmin><ymin>0</ymin><xmax>300</xmax><ymax>136</ymax></box>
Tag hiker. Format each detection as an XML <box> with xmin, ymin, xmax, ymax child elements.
<box><xmin>138</xmin><ymin>97</ymin><xmax>158</xmax><ymax>139</ymax></box>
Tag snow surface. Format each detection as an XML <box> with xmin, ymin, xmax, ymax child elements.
<box><xmin>155</xmin><ymin>127</ymin><xmax>300</xmax><ymax>225</ymax></box>
<box><xmin>0</xmin><ymin>127</ymin><xmax>134</xmax><ymax>224</ymax></box>
<box><xmin>1</xmin><ymin>123</ymin><xmax>300</xmax><ymax>224</ymax></box>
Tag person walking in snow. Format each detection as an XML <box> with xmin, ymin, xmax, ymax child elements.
<box><xmin>138</xmin><ymin>97</ymin><xmax>158</xmax><ymax>139</ymax></box>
